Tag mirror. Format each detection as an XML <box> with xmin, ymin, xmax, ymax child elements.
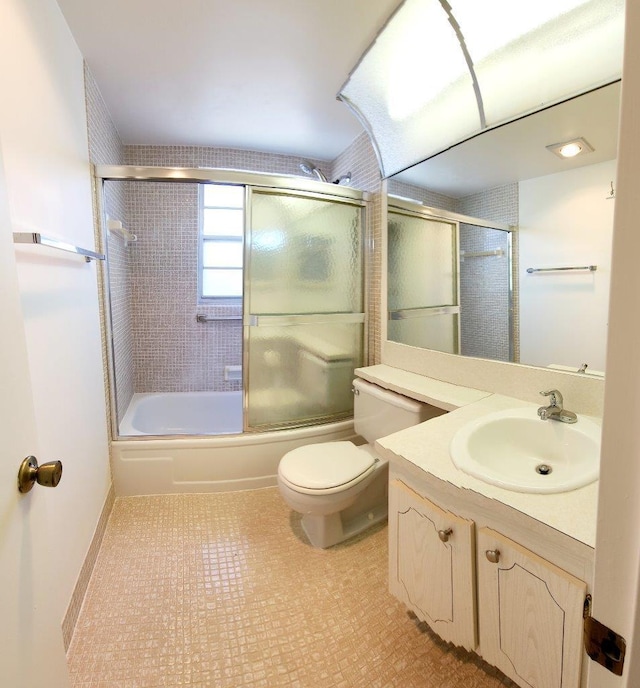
<box><xmin>386</xmin><ymin>81</ymin><xmax>620</xmax><ymax>376</ymax></box>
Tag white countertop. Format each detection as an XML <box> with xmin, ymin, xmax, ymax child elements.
<box><xmin>356</xmin><ymin>365</ymin><xmax>599</xmax><ymax>548</ymax></box>
<box><xmin>375</xmin><ymin>392</ymin><xmax>598</xmax><ymax>547</ymax></box>
<box><xmin>355</xmin><ymin>364</ymin><xmax>491</xmax><ymax>411</ymax></box>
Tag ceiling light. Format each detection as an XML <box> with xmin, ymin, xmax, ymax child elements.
<box><xmin>337</xmin><ymin>0</ymin><xmax>624</xmax><ymax>178</ymax></box>
<box><xmin>546</xmin><ymin>137</ymin><xmax>595</xmax><ymax>158</ymax></box>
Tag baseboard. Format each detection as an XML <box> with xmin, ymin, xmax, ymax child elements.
<box><xmin>62</xmin><ymin>484</ymin><xmax>115</xmax><ymax>651</ymax></box>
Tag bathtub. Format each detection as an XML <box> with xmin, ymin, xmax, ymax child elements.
<box><xmin>119</xmin><ymin>391</ymin><xmax>243</xmax><ymax>436</ymax></box>
<box><xmin>112</xmin><ymin>391</ymin><xmax>356</xmax><ymax>496</ymax></box>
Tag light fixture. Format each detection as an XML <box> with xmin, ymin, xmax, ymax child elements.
<box><xmin>337</xmin><ymin>0</ymin><xmax>624</xmax><ymax>178</ymax></box>
<box><xmin>546</xmin><ymin>137</ymin><xmax>595</xmax><ymax>159</ymax></box>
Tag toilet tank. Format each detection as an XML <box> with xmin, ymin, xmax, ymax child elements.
<box><xmin>353</xmin><ymin>378</ymin><xmax>444</xmax><ymax>443</ymax></box>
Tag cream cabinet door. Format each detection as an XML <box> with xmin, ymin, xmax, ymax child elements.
<box><xmin>389</xmin><ymin>479</ymin><xmax>476</xmax><ymax>650</ymax></box>
<box><xmin>477</xmin><ymin>527</ymin><xmax>586</xmax><ymax>688</ymax></box>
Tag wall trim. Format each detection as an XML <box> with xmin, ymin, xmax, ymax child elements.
<box><xmin>62</xmin><ymin>485</ymin><xmax>115</xmax><ymax>651</ymax></box>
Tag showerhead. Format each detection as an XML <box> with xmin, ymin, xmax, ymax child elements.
<box><xmin>299</xmin><ymin>160</ymin><xmax>327</xmax><ymax>183</ymax></box>
<box><xmin>333</xmin><ymin>172</ymin><xmax>352</xmax><ymax>186</ymax></box>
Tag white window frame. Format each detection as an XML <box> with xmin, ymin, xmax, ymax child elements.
<box><xmin>198</xmin><ymin>183</ymin><xmax>244</xmax><ymax>303</ymax></box>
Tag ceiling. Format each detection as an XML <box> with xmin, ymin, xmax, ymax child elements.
<box><xmin>56</xmin><ymin>1</ymin><xmax>621</xmax><ymax>193</ymax></box>
<box><xmin>55</xmin><ymin>0</ymin><xmax>399</xmax><ymax>161</ymax></box>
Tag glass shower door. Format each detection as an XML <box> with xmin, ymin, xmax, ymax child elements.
<box><xmin>387</xmin><ymin>208</ymin><xmax>459</xmax><ymax>353</ymax></box>
<box><xmin>245</xmin><ymin>189</ymin><xmax>365</xmax><ymax>431</ymax></box>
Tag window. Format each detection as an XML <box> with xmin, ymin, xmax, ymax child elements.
<box><xmin>199</xmin><ymin>184</ymin><xmax>245</xmax><ymax>300</ymax></box>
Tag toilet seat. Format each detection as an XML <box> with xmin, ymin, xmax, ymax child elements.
<box><xmin>278</xmin><ymin>441</ymin><xmax>377</xmax><ymax>495</ymax></box>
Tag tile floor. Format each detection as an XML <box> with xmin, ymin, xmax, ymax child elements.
<box><xmin>67</xmin><ymin>488</ymin><xmax>517</xmax><ymax>687</ymax></box>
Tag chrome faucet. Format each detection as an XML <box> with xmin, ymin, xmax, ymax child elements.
<box><xmin>537</xmin><ymin>389</ymin><xmax>578</xmax><ymax>423</ymax></box>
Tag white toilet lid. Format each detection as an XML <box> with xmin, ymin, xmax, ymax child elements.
<box><xmin>279</xmin><ymin>441</ymin><xmax>376</xmax><ymax>490</ymax></box>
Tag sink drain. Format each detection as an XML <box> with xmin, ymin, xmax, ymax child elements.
<box><xmin>536</xmin><ymin>464</ymin><xmax>553</xmax><ymax>475</ymax></box>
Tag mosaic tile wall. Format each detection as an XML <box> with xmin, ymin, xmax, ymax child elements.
<box><xmin>121</xmin><ymin>136</ymin><xmax>383</xmax><ymax>390</ymax></box>
<box><xmin>387</xmin><ymin>178</ymin><xmax>457</xmax><ymax>212</ymax></box>
<box><xmin>457</xmin><ymin>184</ymin><xmax>520</xmax><ymax>362</ymax></box>
<box><xmin>119</xmin><ymin>179</ymin><xmax>243</xmax><ymax>393</ymax></box>
<box><xmin>84</xmin><ymin>66</ymin><xmax>135</xmax><ymax>425</ymax></box>
<box><xmin>87</xmin><ymin>73</ymin><xmax>386</xmax><ymax>395</ymax></box>
<box><xmin>459</xmin><ymin>224</ymin><xmax>512</xmax><ymax>361</ymax></box>
<box><xmin>124</xmin><ymin>145</ymin><xmax>330</xmax><ymax>180</ymax></box>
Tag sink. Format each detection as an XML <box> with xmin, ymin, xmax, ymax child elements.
<box><xmin>449</xmin><ymin>407</ymin><xmax>601</xmax><ymax>494</ymax></box>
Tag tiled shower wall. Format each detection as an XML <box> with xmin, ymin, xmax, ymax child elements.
<box><xmin>84</xmin><ymin>66</ymin><xmax>135</xmax><ymax>425</ymax></box>
<box><xmin>456</xmin><ymin>184</ymin><xmax>520</xmax><ymax>361</ymax></box>
<box><xmin>86</xmin><ymin>66</ymin><xmax>384</xmax><ymax>404</ymax></box>
<box><xmin>120</xmin><ymin>140</ymin><xmax>382</xmax><ymax>394</ymax></box>
<box><xmin>120</xmin><ymin>179</ymin><xmax>243</xmax><ymax>394</ymax></box>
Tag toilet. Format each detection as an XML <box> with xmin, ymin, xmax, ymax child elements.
<box><xmin>277</xmin><ymin>377</ymin><xmax>439</xmax><ymax>548</ymax></box>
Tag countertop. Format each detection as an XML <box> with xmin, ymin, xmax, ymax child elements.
<box><xmin>358</xmin><ymin>365</ymin><xmax>599</xmax><ymax>548</ymax></box>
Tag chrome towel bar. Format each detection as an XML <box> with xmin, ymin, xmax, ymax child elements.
<box><xmin>526</xmin><ymin>265</ymin><xmax>597</xmax><ymax>274</ymax></box>
<box><xmin>13</xmin><ymin>232</ymin><xmax>105</xmax><ymax>262</ymax></box>
<box><xmin>196</xmin><ymin>314</ymin><xmax>242</xmax><ymax>322</ymax></box>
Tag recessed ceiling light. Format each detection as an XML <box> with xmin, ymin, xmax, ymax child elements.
<box><xmin>546</xmin><ymin>137</ymin><xmax>595</xmax><ymax>159</ymax></box>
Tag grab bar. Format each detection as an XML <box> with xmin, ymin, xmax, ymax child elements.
<box><xmin>196</xmin><ymin>314</ymin><xmax>242</xmax><ymax>322</ymax></box>
<box><xmin>526</xmin><ymin>265</ymin><xmax>597</xmax><ymax>274</ymax></box>
<box><xmin>13</xmin><ymin>232</ymin><xmax>105</xmax><ymax>262</ymax></box>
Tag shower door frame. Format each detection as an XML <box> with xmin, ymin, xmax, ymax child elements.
<box><xmin>385</xmin><ymin>197</ymin><xmax>515</xmax><ymax>363</ymax></box>
<box><xmin>243</xmin><ymin>185</ymin><xmax>368</xmax><ymax>432</ymax></box>
<box><xmin>93</xmin><ymin>165</ymin><xmax>370</xmax><ymax>440</ymax></box>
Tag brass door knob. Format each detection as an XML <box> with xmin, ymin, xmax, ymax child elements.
<box><xmin>18</xmin><ymin>456</ymin><xmax>63</xmax><ymax>493</ymax></box>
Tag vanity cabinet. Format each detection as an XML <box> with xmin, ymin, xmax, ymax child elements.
<box><xmin>388</xmin><ymin>479</ymin><xmax>476</xmax><ymax>650</ymax></box>
<box><xmin>388</xmin><ymin>478</ymin><xmax>589</xmax><ymax>688</ymax></box>
<box><xmin>477</xmin><ymin>528</ymin><xmax>586</xmax><ymax>688</ymax></box>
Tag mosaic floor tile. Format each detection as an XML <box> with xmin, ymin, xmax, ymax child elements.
<box><xmin>67</xmin><ymin>488</ymin><xmax>516</xmax><ymax>687</ymax></box>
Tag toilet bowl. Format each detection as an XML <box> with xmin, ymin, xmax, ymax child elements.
<box><xmin>277</xmin><ymin>377</ymin><xmax>437</xmax><ymax>548</ymax></box>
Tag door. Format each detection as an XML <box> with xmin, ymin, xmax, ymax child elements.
<box><xmin>244</xmin><ymin>188</ymin><xmax>365</xmax><ymax>430</ymax></box>
<box><xmin>389</xmin><ymin>479</ymin><xmax>476</xmax><ymax>650</ymax></box>
<box><xmin>477</xmin><ymin>527</ymin><xmax>585</xmax><ymax>688</ymax></box>
<box><xmin>387</xmin><ymin>206</ymin><xmax>460</xmax><ymax>353</ymax></box>
<box><xmin>0</xmin><ymin>151</ymin><xmax>70</xmax><ymax>686</ymax></box>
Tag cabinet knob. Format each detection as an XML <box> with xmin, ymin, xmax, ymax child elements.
<box><xmin>438</xmin><ymin>528</ymin><xmax>453</xmax><ymax>542</ymax></box>
<box><xmin>485</xmin><ymin>549</ymin><xmax>500</xmax><ymax>563</ymax></box>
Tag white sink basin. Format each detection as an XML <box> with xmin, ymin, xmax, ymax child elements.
<box><xmin>450</xmin><ymin>407</ymin><xmax>601</xmax><ymax>493</ymax></box>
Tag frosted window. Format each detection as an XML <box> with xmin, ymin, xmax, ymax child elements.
<box><xmin>203</xmin><ymin>184</ymin><xmax>244</xmax><ymax>208</ymax></box>
<box><xmin>200</xmin><ymin>184</ymin><xmax>245</xmax><ymax>300</ymax></box>
<box><xmin>202</xmin><ymin>269</ymin><xmax>243</xmax><ymax>298</ymax></box>
<box><xmin>203</xmin><ymin>241</ymin><xmax>243</xmax><ymax>268</ymax></box>
<box><xmin>203</xmin><ymin>208</ymin><xmax>244</xmax><ymax>237</ymax></box>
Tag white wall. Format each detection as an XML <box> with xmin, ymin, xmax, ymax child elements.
<box><xmin>519</xmin><ymin>160</ymin><xmax>616</xmax><ymax>371</ymax></box>
<box><xmin>591</xmin><ymin>0</ymin><xmax>640</xmax><ymax>684</ymax></box>
<box><xmin>0</xmin><ymin>0</ymin><xmax>111</xmax><ymax>637</ymax></box>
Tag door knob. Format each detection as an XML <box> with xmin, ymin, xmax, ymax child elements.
<box><xmin>485</xmin><ymin>549</ymin><xmax>501</xmax><ymax>563</ymax></box>
<box><xmin>18</xmin><ymin>456</ymin><xmax>63</xmax><ymax>493</ymax></box>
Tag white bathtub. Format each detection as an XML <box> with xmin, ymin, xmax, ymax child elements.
<box><xmin>112</xmin><ymin>391</ymin><xmax>356</xmax><ymax>495</ymax></box>
<box><xmin>120</xmin><ymin>391</ymin><xmax>243</xmax><ymax>436</ymax></box>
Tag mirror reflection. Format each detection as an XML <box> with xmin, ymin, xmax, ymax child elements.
<box><xmin>387</xmin><ymin>82</ymin><xmax>620</xmax><ymax>376</ymax></box>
